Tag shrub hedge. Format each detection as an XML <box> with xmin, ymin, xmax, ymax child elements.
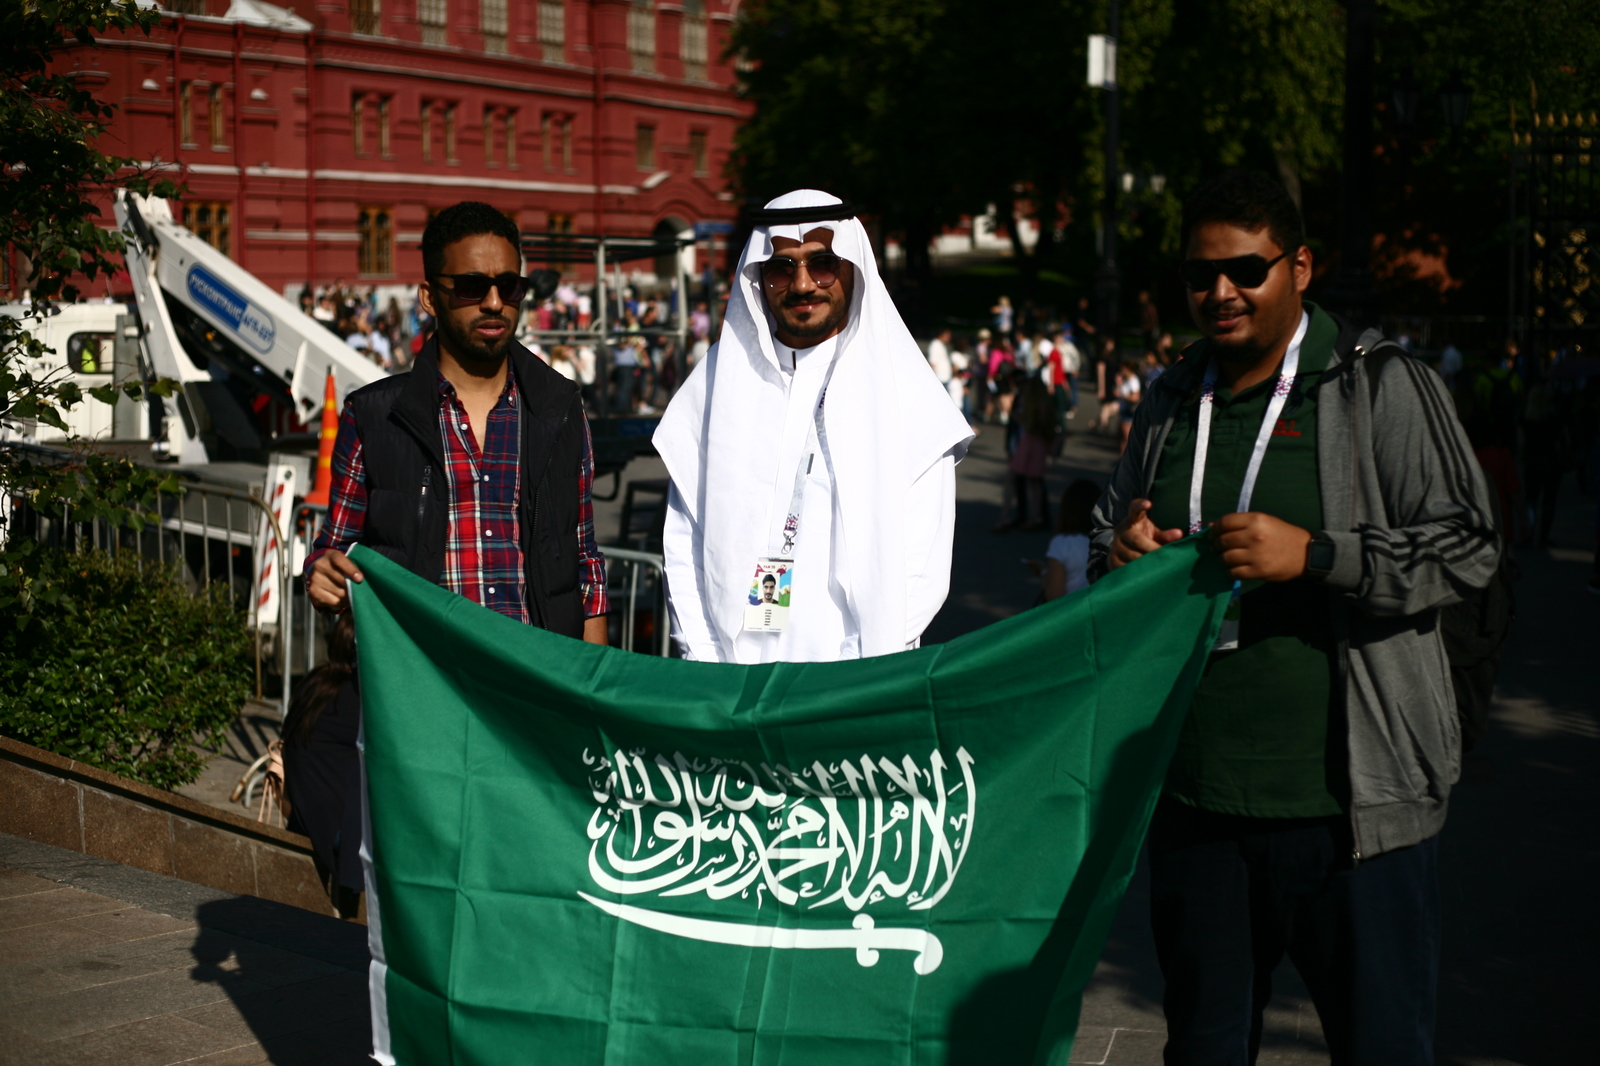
<box><xmin>0</xmin><ymin>545</ymin><xmax>251</xmax><ymax>789</ymax></box>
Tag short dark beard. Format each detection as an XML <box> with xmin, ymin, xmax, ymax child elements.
<box><xmin>1209</xmin><ymin>332</ymin><xmax>1265</xmax><ymax>364</ymax></box>
<box><xmin>771</xmin><ymin>281</ymin><xmax>853</xmax><ymax>344</ymax></box>
<box><xmin>780</xmin><ymin>297</ymin><xmax>848</xmax><ymax>341</ymax></box>
<box><xmin>436</xmin><ymin>308</ymin><xmax>513</xmax><ymax>367</ymax></box>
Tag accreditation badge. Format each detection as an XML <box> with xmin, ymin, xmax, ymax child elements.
<box><xmin>743</xmin><ymin>557</ymin><xmax>793</xmax><ymax>633</ymax></box>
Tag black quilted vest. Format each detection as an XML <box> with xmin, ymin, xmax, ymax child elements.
<box><xmin>344</xmin><ymin>337</ymin><xmax>588</xmax><ymax>639</ymax></box>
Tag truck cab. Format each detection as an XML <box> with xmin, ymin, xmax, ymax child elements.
<box><xmin>2</xmin><ymin>302</ymin><xmax>130</xmax><ymax>442</ymax></box>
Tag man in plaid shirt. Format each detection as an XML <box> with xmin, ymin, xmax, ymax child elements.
<box><xmin>305</xmin><ymin>202</ymin><xmax>608</xmax><ymax>641</ymax></box>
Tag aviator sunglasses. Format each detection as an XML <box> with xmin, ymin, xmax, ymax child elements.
<box><xmin>431</xmin><ymin>272</ymin><xmax>533</xmax><ymax>304</ymax></box>
<box><xmin>1180</xmin><ymin>252</ymin><xmax>1289</xmax><ymax>293</ymax></box>
<box><xmin>760</xmin><ymin>252</ymin><xmax>844</xmax><ymax>290</ymax></box>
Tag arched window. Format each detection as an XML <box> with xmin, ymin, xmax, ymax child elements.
<box><xmin>627</xmin><ymin>1</ymin><xmax>656</xmax><ymax>74</ymax></box>
<box><xmin>209</xmin><ymin>85</ymin><xmax>226</xmax><ymax>148</ymax></box>
<box><xmin>681</xmin><ymin>0</ymin><xmax>707</xmax><ymax>81</ymax></box>
<box><xmin>351</xmin><ymin>93</ymin><xmax>366</xmax><ymax>155</ymax></box>
<box><xmin>418</xmin><ymin>0</ymin><xmax>447</xmax><ymax>46</ymax></box>
<box><xmin>481</xmin><ymin>0</ymin><xmax>507</xmax><ymax>53</ymax></box>
<box><xmin>350</xmin><ymin>0</ymin><xmax>380</xmax><ymax>35</ymax></box>
<box><xmin>538</xmin><ymin>1</ymin><xmax>566</xmax><ymax>63</ymax></box>
<box><xmin>358</xmin><ymin>207</ymin><xmax>393</xmax><ymax>276</ymax></box>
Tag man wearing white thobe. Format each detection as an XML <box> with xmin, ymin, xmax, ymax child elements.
<box><xmin>654</xmin><ymin>191</ymin><xmax>973</xmax><ymax>664</ymax></box>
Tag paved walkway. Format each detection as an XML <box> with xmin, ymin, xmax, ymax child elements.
<box><xmin>174</xmin><ymin>702</ymin><xmax>285</xmax><ymax>817</ymax></box>
<box><xmin>0</xmin><ymin>833</ymin><xmax>370</xmax><ymax>1066</ymax></box>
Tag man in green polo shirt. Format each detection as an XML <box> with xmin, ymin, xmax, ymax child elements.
<box><xmin>1090</xmin><ymin>171</ymin><xmax>1499</xmax><ymax>1065</ymax></box>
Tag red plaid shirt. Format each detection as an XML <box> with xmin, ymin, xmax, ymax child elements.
<box><xmin>305</xmin><ymin>365</ymin><xmax>608</xmax><ymax>622</ymax></box>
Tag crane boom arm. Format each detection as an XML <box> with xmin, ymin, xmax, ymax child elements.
<box><xmin>114</xmin><ymin>192</ymin><xmax>386</xmax><ymax>461</ymax></box>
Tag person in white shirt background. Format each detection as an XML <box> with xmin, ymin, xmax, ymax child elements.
<box><xmin>1040</xmin><ymin>478</ymin><xmax>1102</xmax><ymax>601</ymax></box>
<box><xmin>654</xmin><ymin>189</ymin><xmax>973</xmax><ymax>664</ymax></box>
<box><xmin>1438</xmin><ymin>341</ymin><xmax>1463</xmax><ymax>391</ymax></box>
<box><xmin>1057</xmin><ymin>328</ymin><xmax>1082</xmax><ymax>415</ymax></box>
<box><xmin>927</xmin><ymin>327</ymin><xmax>954</xmax><ymax>389</ymax></box>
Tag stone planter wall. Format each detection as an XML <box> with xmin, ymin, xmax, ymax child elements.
<box><xmin>0</xmin><ymin>735</ymin><xmax>336</xmax><ymax>917</ymax></box>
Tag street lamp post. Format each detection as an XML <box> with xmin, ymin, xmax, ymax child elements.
<box><xmin>1090</xmin><ymin>0</ymin><xmax>1121</xmax><ymax>353</ymax></box>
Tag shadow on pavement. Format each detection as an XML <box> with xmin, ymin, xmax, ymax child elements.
<box><xmin>189</xmin><ymin>896</ymin><xmax>372</xmax><ymax>1064</ymax></box>
<box><xmin>1435</xmin><ymin>533</ymin><xmax>1598</xmax><ymax>1066</ymax></box>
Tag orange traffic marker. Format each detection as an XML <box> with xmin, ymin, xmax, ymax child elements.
<box><xmin>302</xmin><ymin>368</ymin><xmax>338</xmax><ymax>506</ymax></box>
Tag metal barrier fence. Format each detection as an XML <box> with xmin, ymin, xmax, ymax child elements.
<box><xmin>283</xmin><ymin>505</ymin><xmax>672</xmax><ymax>667</ymax></box>
<box><xmin>286</xmin><ymin>503</ymin><xmax>328</xmax><ymax>686</ymax></box>
<box><xmin>603</xmin><ymin>546</ymin><xmax>670</xmax><ymax>657</ymax></box>
<box><xmin>2</xmin><ymin>453</ymin><xmax>291</xmax><ymax>715</ymax></box>
<box><xmin>7</xmin><ymin>447</ymin><xmax>669</xmax><ymax>739</ymax></box>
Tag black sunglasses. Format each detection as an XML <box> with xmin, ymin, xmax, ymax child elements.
<box><xmin>431</xmin><ymin>272</ymin><xmax>531</xmax><ymax>304</ymax></box>
<box><xmin>1180</xmin><ymin>252</ymin><xmax>1289</xmax><ymax>293</ymax></box>
<box><xmin>760</xmin><ymin>252</ymin><xmax>843</xmax><ymax>290</ymax></box>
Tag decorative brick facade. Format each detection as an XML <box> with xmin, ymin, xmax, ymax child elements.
<box><xmin>55</xmin><ymin>0</ymin><xmax>749</xmax><ymax>296</ymax></box>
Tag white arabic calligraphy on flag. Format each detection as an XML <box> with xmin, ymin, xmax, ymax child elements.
<box><xmin>577</xmin><ymin>745</ymin><xmax>977</xmax><ymax>972</ymax></box>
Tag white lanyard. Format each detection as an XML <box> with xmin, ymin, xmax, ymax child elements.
<box><xmin>779</xmin><ymin>396</ymin><xmax>825</xmax><ymax>555</ymax></box>
<box><xmin>777</xmin><ymin>350</ymin><xmax>839</xmax><ymax>557</ymax></box>
<box><xmin>1188</xmin><ymin>312</ymin><xmax>1308</xmax><ymax>534</ymax></box>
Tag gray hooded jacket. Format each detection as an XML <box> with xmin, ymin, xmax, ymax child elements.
<box><xmin>1089</xmin><ymin>310</ymin><xmax>1499</xmax><ymax>860</ymax></box>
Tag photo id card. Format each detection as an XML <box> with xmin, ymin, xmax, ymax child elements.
<box><xmin>743</xmin><ymin>557</ymin><xmax>793</xmax><ymax>633</ymax></box>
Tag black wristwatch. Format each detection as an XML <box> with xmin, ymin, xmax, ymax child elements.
<box><xmin>1306</xmin><ymin>531</ymin><xmax>1337</xmax><ymax>580</ymax></box>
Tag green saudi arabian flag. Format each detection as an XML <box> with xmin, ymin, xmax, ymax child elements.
<box><xmin>348</xmin><ymin>537</ymin><xmax>1228</xmax><ymax>1066</ymax></box>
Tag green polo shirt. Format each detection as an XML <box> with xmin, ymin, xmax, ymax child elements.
<box><xmin>1146</xmin><ymin>305</ymin><xmax>1344</xmax><ymax>818</ymax></box>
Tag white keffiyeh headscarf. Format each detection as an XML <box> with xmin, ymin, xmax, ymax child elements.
<box><xmin>654</xmin><ymin>190</ymin><xmax>973</xmax><ymax>659</ymax></box>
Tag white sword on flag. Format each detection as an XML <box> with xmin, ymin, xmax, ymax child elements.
<box><xmin>577</xmin><ymin>892</ymin><xmax>944</xmax><ymax>974</ymax></box>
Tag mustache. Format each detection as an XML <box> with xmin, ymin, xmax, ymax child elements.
<box><xmin>470</xmin><ymin>313</ymin><xmax>509</xmax><ymax>328</ymax></box>
<box><xmin>782</xmin><ymin>291</ymin><xmax>833</xmax><ymax>308</ymax></box>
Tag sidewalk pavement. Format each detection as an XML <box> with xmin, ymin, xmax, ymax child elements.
<box><xmin>174</xmin><ymin>701</ymin><xmax>285</xmax><ymax>816</ymax></box>
<box><xmin>0</xmin><ymin>833</ymin><xmax>370</xmax><ymax>1066</ymax></box>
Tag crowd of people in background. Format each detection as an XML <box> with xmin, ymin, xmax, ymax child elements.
<box><xmin>297</xmin><ymin>280</ymin><xmax>420</xmax><ymax>372</ymax></box>
<box><xmin>915</xmin><ymin>292</ymin><xmax>1173</xmax><ymax>599</ymax></box>
<box><xmin>293</xmin><ymin>273</ymin><xmax>1598</xmax><ymax>595</ymax></box>
<box><xmin>926</xmin><ymin>293</ymin><xmax>1182</xmax><ymax>456</ymax></box>
<box><xmin>1447</xmin><ymin>335</ymin><xmax>1600</xmax><ymax>589</ymax></box>
<box><xmin>920</xmin><ymin>289</ymin><xmax>1600</xmax><ymax>595</ymax></box>
<box><xmin>295</xmin><ymin>275</ymin><xmax>723</xmax><ymax>420</ymax></box>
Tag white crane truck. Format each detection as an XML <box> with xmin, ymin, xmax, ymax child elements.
<box><xmin>3</xmin><ymin>191</ymin><xmax>385</xmax><ymax>467</ymax></box>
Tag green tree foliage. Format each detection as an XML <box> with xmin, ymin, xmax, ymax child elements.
<box><xmin>729</xmin><ymin>0</ymin><xmax>963</xmax><ymax>274</ymax></box>
<box><xmin>0</xmin><ymin>2</ymin><xmax>235</xmax><ymax>788</ymax></box>
<box><xmin>2</xmin><ymin>0</ymin><xmax>183</xmax><ymax>607</ymax></box>
<box><xmin>730</xmin><ymin>0</ymin><xmax>1600</xmax><ymax>311</ymax></box>
<box><xmin>1129</xmin><ymin>1</ymin><xmax>1344</xmax><ymax>227</ymax></box>
<box><xmin>0</xmin><ymin>547</ymin><xmax>252</xmax><ymax>790</ymax></box>
<box><xmin>2</xmin><ymin>0</ymin><xmax>178</xmax><ymax>303</ymax></box>
<box><xmin>2</xmin><ymin>0</ymin><xmax>181</xmax><ymax>447</ymax></box>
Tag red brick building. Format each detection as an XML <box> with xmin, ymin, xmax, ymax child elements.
<box><xmin>54</xmin><ymin>0</ymin><xmax>749</xmax><ymax>297</ymax></box>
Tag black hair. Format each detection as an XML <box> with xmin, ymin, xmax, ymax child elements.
<box><xmin>282</xmin><ymin>612</ymin><xmax>355</xmax><ymax>746</ymax></box>
<box><xmin>1181</xmin><ymin>170</ymin><xmax>1304</xmax><ymax>257</ymax></box>
<box><xmin>421</xmin><ymin>201</ymin><xmax>520</xmax><ymax>280</ymax></box>
<box><xmin>1057</xmin><ymin>477</ymin><xmax>1103</xmax><ymax>536</ymax></box>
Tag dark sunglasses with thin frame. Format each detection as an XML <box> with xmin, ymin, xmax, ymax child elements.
<box><xmin>760</xmin><ymin>252</ymin><xmax>843</xmax><ymax>290</ymax></box>
<box><xmin>1180</xmin><ymin>252</ymin><xmax>1289</xmax><ymax>293</ymax></box>
<box><xmin>431</xmin><ymin>272</ymin><xmax>532</xmax><ymax>304</ymax></box>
